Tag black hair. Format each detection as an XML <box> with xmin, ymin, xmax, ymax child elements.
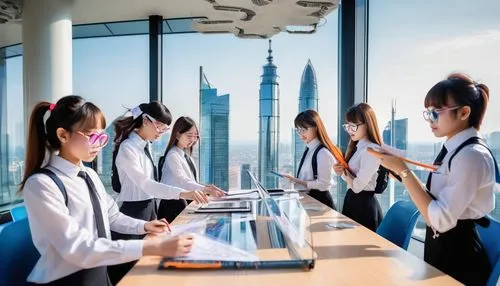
<box><xmin>20</xmin><ymin>95</ymin><xmax>106</xmax><ymax>191</ymax></box>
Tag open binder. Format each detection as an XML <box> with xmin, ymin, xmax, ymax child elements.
<box><xmin>158</xmin><ymin>171</ymin><xmax>315</xmax><ymax>271</ymax></box>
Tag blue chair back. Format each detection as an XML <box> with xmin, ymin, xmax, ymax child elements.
<box><xmin>0</xmin><ymin>218</ymin><xmax>40</xmax><ymax>286</ymax></box>
<box><xmin>476</xmin><ymin>216</ymin><xmax>500</xmax><ymax>286</ymax></box>
<box><xmin>10</xmin><ymin>205</ymin><xmax>27</xmax><ymax>221</ymax></box>
<box><xmin>376</xmin><ymin>200</ymin><xmax>420</xmax><ymax>250</ymax></box>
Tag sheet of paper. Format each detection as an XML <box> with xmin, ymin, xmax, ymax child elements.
<box><xmin>176</xmin><ymin>233</ymin><xmax>259</xmax><ymax>262</ymax></box>
<box><xmin>210</xmin><ymin>189</ymin><xmax>260</xmax><ymax>201</ymax></box>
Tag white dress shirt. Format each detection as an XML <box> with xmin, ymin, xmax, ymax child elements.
<box><xmin>23</xmin><ymin>154</ymin><xmax>146</xmax><ymax>283</ymax></box>
<box><xmin>427</xmin><ymin>127</ymin><xmax>496</xmax><ymax>233</ymax></box>
<box><xmin>341</xmin><ymin>138</ymin><xmax>382</xmax><ymax>193</ymax></box>
<box><xmin>116</xmin><ymin>132</ymin><xmax>184</xmax><ymax>202</ymax></box>
<box><xmin>296</xmin><ymin>138</ymin><xmax>336</xmax><ymax>191</ymax></box>
<box><xmin>160</xmin><ymin>146</ymin><xmax>204</xmax><ymax>191</ymax></box>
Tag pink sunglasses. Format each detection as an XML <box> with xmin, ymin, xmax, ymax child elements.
<box><xmin>76</xmin><ymin>131</ymin><xmax>109</xmax><ymax>147</ymax></box>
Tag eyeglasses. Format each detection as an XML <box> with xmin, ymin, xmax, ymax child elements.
<box><xmin>76</xmin><ymin>131</ymin><xmax>109</xmax><ymax>148</ymax></box>
<box><xmin>144</xmin><ymin>114</ymin><xmax>169</xmax><ymax>133</ymax></box>
<box><xmin>423</xmin><ymin>106</ymin><xmax>462</xmax><ymax>123</ymax></box>
<box><xmin>295</xmin><ymin>127</ymin><xmax>309</xmax><ymax>135</ymax></box>
<box><xmin>184</xmin><ymin>133</ymin><xmax>199</xmax><ymax>140</ymax></box>
<box><xmin>342</xmin><ymin>123</ymin><xmax>363</xmax><ymax>133</ymax></box>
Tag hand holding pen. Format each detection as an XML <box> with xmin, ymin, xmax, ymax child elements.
<box><xmin>145</xmin><ymin>218</ymin><xmax>172</xmax><ymax>234</ymax></box>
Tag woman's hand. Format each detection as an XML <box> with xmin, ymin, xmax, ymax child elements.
<box><xmin>203</xmin><ymin>184</ymin><xmax>226</xmax><ymax>197</ymax></box>
<box><xmin>180</xmin><ymin>190</ymin><xmax>209</xmax><ymax>204</ymax></box>
<box><xmin>333</xmin><ymin>163</ymin><xmax>345</xmax><ymax>176</ymax></box>
<box><xmin>144</xmin><ymin>219</ymin><xmax>170</xmax><ymax>234</ymax></box>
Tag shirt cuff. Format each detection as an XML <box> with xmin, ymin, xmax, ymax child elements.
<box><xmin>136</xmin><ymin>220</ymin><xmax>148</xmax><ymax>235</ymax></box>
<box><xmin>122</xmin><ymin>240</ymin><xmax>145</xmax><ymax>260</ymax></box>
<box><xmin>427</xmin><ymin>200</ymin><xmax>452</xmax><ymax>233</ymax></box>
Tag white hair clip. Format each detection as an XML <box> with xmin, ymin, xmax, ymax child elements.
<box><xmin>130</xmin><ymin>106</ymin><xmax>143</xmax><ymax>120</ymax></box>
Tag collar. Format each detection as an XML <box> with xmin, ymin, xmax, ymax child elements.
<box><xmin>356</xmin><ymin>138</ymin><xmax>371</xmax><ymax>149</ymax></box>
<box><xmin>306</xmin><ymin>138</ymin><xmax>321</xmax><ymax>149</ymax></box>
<box><xmin>129</xmin><ymin>131</ymin><xmax>149</xmax><ymax>149</ymax></box>
<box><xmin>444</xmin><ymin>127</ymin><xmax>479</xmax><ymax>153</ymax></box>
<box><xmin>49</xmin><ymin>154</ymin><xmax>86</xmax><ymax>178</ymax></box>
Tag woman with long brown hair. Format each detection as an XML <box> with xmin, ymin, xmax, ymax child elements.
<box><xmin>157</xmin><ymin>116</ymin><xmax>224</xmax><ymax>222</ymax></box>
<box><xmin>334</xmin><ymin>102</ymin><xmax>384</xmax><ymax>231</ymax></box>
<box><xmin>284</xmin><ymin>110</ymin><xmax>342</xmax><ymax>209</ymax></box>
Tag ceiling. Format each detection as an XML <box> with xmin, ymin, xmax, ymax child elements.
<box><xmin>0</xmin><ymin>0</ymin><xmax>339</xmax><ymax>48</ymax></box>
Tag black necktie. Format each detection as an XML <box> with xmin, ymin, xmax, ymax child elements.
<box><xmin>425</xmin><ymin>146</ymin><xmax>448</xmax><ymax>197</ymax></box>
<box><xmin>296</xmin><ymin>147</ymin><xmax>309</xmax><ymax>177</ymax></box>
<box><xmin>144</xmin><ymin>144</ymin><xmax>158</xmax><ymax>181</ymax></box>
<box><xmin>184</xmin><ymin>153</ymin><xmax>197</xmax><ymax>181</ymax></box>
<box><xmin>78</xmin><ymin>171</ymin><xmax>107</xmax><ymax>238</ymax></box>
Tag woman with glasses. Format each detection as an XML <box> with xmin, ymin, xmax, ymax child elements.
<box><xmin>21</xmin><ymin>96</ymin><xmax>194</xmax><ymax>285</ymax></box>
<box><xmin>376</xmin><ymin>73</ymin><xmax>496</xmax><ymax>285</ymax></box>
<box><xmin>109</xmin><ymin>102</ymin><xmax>215</xmax><ymax>283</ymax></box>
<box><xmin>334</xmin><ymin>103</ymin><xmax>385</xmax><ymax>231</ymax></box>
<box><xmin>284</xmin><ymin>110</ymin><xmax>341</xmax><ymax>209</ymax></box>
<box><xmin>157</xmin><ymin>116</ymin><xmax>225</xmax><ymax>222</ymax></box>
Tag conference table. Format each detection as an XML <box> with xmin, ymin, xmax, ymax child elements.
<box><xmin>118</xmin><ymin>193</ymin><xmax>460</xmax><ymax>286</ymax></box>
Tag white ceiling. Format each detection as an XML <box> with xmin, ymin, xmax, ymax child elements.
<box><xmin>0</xmin><ymin>0</ymin><xmax>338</xmax><ymax>48</ymax></box>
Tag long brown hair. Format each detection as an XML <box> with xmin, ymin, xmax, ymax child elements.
<box><xmin>344</xmin><ymin>103</ymin><xmax>382</xmax><ymax>162</ymax></box>
<box><xmin>20</xmin><ymin>95</ymin><xmax>106</xmax><ymax>191</ymax></box>
<box><xmin>294</xmin><ymin>110</ymin><xmax>343</xmax><ymax>162</ymax></box>
<box><xmin>164</xmin><ymin>116</ymin><xmax>199</xmax><ymax>156</ymax></box>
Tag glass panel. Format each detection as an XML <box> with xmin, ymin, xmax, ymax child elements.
<box><xmin>163</xmin><ymin>11</ymin><xmax>338</xmax><ymax>197</ymax></box>
<box><xmin>106</xmin><ymin>21</ymin><xmax>149</xmax><ymax>35</ymax></box>
<box><xmin>73</xmin><ymin>24</ymin><xmax>112</xmax><ymax>38</ymax></box>
<box><xmin>0</xmin><ymin>55</ymin><xmax>24</xmax><ymax>206</ymax></box>
<box><xmin>165</xmin><ymin>18</ymin><xmax>198</xmax><ymax>33</ymax></box>
<box><xmin>73</xmin><ymin>35</ymin><xmax>149</xmax><ymax>194</ymax></box>
<box><xmin>368</xmin><ymin>0</ymin><xmax>500</xmax><ymax>238</ymax></box>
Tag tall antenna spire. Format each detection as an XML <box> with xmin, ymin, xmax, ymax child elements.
<box><xmin>267</xmin><ymin>39</ymin><xmax>273</xmax><ymax>64</ymax></box>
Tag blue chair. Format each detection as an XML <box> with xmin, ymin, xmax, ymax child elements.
<box><xmin>0</xmin><ymin>218</ymin><xmax>40</xmax><ymax>286</ymax></box>
<box><xmin>476</xmin><ymin>216</ymin><xmax>500</xmax><ymax>286</ymax></box>
<box><xmin>10</xmin><ymin>205</ymin><xmax>28</xmax><ymax>221</ymax></box>
<box><xmin>376</xmin><ymin>200</ymin><xmax>420</xmax><ymax>250</ymax></box>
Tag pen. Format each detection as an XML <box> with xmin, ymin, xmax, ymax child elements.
<box><xmin>160</xmin><ymin>218</ymin><xmax>172</xmax><ymax>232</ymax></box>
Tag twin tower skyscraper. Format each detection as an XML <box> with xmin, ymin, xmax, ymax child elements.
<box><xmin>258</xmin><ymin>40</ymin><xmax>319</xmax><ymax>188</ymax></box>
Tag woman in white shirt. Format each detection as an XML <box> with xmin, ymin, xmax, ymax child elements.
<box><xmin>377</xmin><ymin>73</ymin><xmax>496</xmax><ymax>285</ymax></box>
<box><xmin>158</xmin><ymin>116</ymin><xmax>224</xmax><ymax>222</ymax></box>
<box><xmin>284</xmin><ymin>110</ymin><xmax>341</xmax><ymax>209</ymax></box>
<box><xmin>111</xmin><ymin>102</ymin><xmax>219</xmax><ymax>239</ymax></box>
<box><xmin>21</xmin><ymin>96</ymin><xmax>194</xmax><ymax>285</ymax></box>
<box><xmin>334</xmin><ymin>103</ymin><xmax>385</xmax><ymax>231</ymax></box>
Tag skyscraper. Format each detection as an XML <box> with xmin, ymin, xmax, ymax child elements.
<box><xmin>382</xmin><ymin>118</ymin><xmax>408</xmax><ymax>150</ymax></box>
<box><xmin>258</xmin><ymin>39</ymin><xmax>280</xmax><ymax>188</ymax></box>
<box><xmin>294</xmin><ymin>59</ymin><xmax>319</xmax><ymax>174</ymax></box>
<box><xmin>199</xmin><ymin>66</ymin><xmax>230</xmax><ymax>191</ymax></box>
<box><xmin>240</xmin><ymin>164</ymin><xmax>252</xmax><ymax>189</ymax></box>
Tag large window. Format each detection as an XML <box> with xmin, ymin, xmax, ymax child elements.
<box><xmin>163</xmin><ymin>12</ymin><xmax>339</xmax><ymax>194</ymax></box>
<box><xmin>73</xmin><ymin>35</ymin><xmax>149</xmax><ymax>193</ymax></box>
<box><xmin>368</xmin><ymin>0</ymin><xmax>500</xmax><ymax>232</ymax></box>
<box><xmin>0</xmin><ymin>54</ymin><xmax>24</xmax><ymax>207</ymax></box>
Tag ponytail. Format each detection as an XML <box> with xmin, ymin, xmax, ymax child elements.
<box><xmin>20</xmin><ymin>102</ymin><xmax>51</xmax><ymax>190</ymax></box>
<box><xmin>19</xmin><ymin>95</ymin><xmax>105</xmax><ymax>192</ymax></box>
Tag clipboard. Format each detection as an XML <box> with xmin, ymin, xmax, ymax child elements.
<box><xmin>367</xmin><ymin>147</ymin><xmax>438</xmax><ymax>172</ymax></box>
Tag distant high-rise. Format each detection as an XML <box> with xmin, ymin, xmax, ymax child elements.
<box><xmin>240</xmin><ymin>164</ymin><xmax>252</xmax><ymax>189</ymax></box>
<box><xmin>294</xmin><ymin>60</ymin><xmax>318</xmax><ymax>174</ymax></box>
<box><xmin>382</xmin><ymin>103</ymin><xmax>408</xmax><ymax>150</ymax></box>
<box><xmin>382</xmin><ymin>118</ymin><xmax>408</xmax><ymax>150</ymax></box>
<box><xmin>199</xmin><ymin>67</ymin><xmax>230</xmax><ymax>191</ymax></box>
<box><xmin>258</xmin><ymin>39</ymin><xmax>280</xmax><ymax>188</ymax></box>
